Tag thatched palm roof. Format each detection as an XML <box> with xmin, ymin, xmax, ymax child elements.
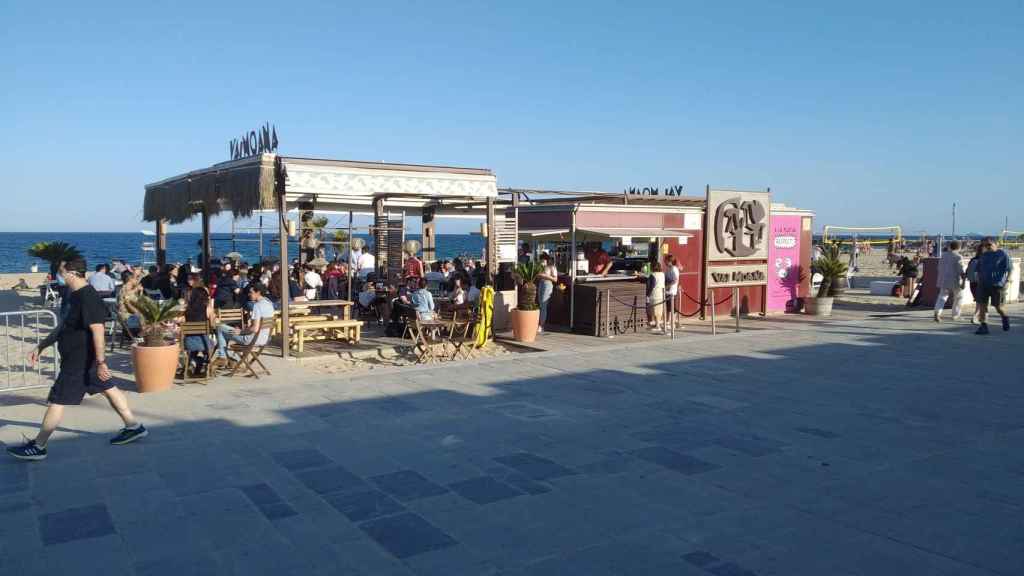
<box><xmin>143</xmin><ymin>155</ymin><xmax>277</xmax><ymax>223</ymax></box>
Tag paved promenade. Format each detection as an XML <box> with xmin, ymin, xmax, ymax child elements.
<box><xmin>1</xmin><ymin>308</ymin><xmax>1022</xmax><ymax>575</ymax></box>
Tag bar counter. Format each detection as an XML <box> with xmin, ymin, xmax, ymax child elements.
<box><xmin>572</xmin><ymin>275</ymin><xmax>647</xmax><ymax>336</ymax></box>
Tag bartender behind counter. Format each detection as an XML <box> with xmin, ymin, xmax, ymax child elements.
<box><xmin>585</xmin><ymin>242</ymin><xmax>612</xmax><ymax>276</ymax></box>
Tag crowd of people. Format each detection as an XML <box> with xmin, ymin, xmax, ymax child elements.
<box><xmin>931</xmin><ymin>237</ymin><xmax>1013</xmax><ymax>334</ymax></box>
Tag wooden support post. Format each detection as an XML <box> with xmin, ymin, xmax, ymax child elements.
<box><xmin>278</xmin><ymin>197</ymin><xmax>290</xmax><ymax>359</ymax></box>
<box><xmin>201</xmin><ymin>208</ymin><xmax>212</xmax><ymax>273</ymax></box>
<box><xmin>373</xmin><ymin>197</ymin><xmax>387</xmax><ymax>278</ymax></box>
<box><xmin>486</xmin><ymin>197</ymin><xmax>497</xmax><ymax>279</ymax></box>
<box><xmin>155</xmin><ymin>219</ymin><xmax>167</xmax><ymax>267</ymax></box>
<box><xmin>422</xmin><ymin>207</ymin><xmax>436</xmax><ymax>265</ymax></box>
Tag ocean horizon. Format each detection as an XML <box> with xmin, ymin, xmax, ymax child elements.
<box><xmin>0</xmin><ymin>232</ymin><xmax>485</xmax><ymax>274</ymax></box>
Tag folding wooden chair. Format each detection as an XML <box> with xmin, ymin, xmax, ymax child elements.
<box><xmin>217</xmin><ymin>308</ymin><xmax>244</xmax><ymax>324</ymax></box>
<box><xmin>178</xmin><ymin>321</ymin><xmax>214</xmax><ymax>383</ymax></box>
<box><xmin>409</xmin><ymin>316</ymin><xmax>446</xmax><ymax>364</ymax></box>
<box><xmin>447</xmin><ymin>310</ymin><xmax>476</xmax><ymax>361</ymax></box>
<box><xmin>226</xmin><ymin>330</ymin><xmax>272</xmax><ymax>378</ymax></box>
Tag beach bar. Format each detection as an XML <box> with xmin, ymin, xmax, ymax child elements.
<box><xmin>515</xmin><ymin>191</ymin><xmax>814</xmax><ymax>335</ymax></box>
<box><xmin>143</xmin><ymin>153</ymin><xmax>516</xmax><ymax>357</ymax></box>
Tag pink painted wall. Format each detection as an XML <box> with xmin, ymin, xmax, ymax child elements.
<box><xmin>767</xmin><ymin>215</ymin><xmax>802</xmax><ymax>312</ymax></box>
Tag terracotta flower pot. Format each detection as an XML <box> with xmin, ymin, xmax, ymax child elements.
<box><xmin>510</xmin><ymin>309</ymin><xmax>540</xmax><ymax>343</ymax></box>
<box><xmin>131</xmin><ymin>344</ymin><xmax>178</xmax><ymax>393</ymax></box>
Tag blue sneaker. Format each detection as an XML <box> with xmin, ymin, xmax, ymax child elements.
<box><xmin>7</xmin><ymin>439</ymin><xmax>47</xmax><ymax>461</ymax></box>
<box><xmin>975</xmin><ymin>323</ymin><xmax>990</xmax><ymax>335</ymax></box>
<box><xmin>110</xmin><ymin>425</ymin><xmax>148</xmax><ymax>445</ymax></box>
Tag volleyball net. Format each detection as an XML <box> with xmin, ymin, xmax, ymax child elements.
<box><xmin>821</xmin><ymin>225</ymin><xmax>903</xmax><ymax>246</ymax></box>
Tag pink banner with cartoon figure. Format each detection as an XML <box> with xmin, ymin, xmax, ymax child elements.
<box><xmin>768</xmin><ymin>215</ymin><xmax>802</xmax><ymax>311</ymax></box>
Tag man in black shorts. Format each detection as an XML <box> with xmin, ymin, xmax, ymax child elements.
<box><xmin>7</xmin><ymin>258</ymin><xmax>147</xmax><ymax>461</ymax></box>
<box><xmin>975</xmin><ymin>238</ymin><xmax>1011</xmax><ymax>335</ymax></box>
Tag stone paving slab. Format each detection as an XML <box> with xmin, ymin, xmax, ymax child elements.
<box><xmin>1</xmin><ymin>307</ymin><xmax>1022</xmax><ymax>574</ymax></box>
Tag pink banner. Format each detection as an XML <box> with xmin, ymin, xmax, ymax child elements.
<box><xmin>768</xmin><ymin>215</ymin><xmax>802</xmax><ymax>311</ymax></box>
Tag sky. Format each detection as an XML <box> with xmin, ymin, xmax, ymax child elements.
<box><xmin>2</xmin><ymin>1</ymin><xmax>1021</xmax><ymax>236</ymax></box>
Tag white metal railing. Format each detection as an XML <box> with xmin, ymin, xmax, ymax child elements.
<box><xmin>1</xmin><ymin>310</ymin><xmax>59</xmax><ymax>391</ymax></box>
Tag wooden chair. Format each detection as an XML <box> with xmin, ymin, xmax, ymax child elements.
<box><xmin>447</xmin><ymin>310</ymin><xmax>476</xmax><ymax>361</ymax></box>
<box><xmin>178</xmin><ymin>321</ymin><xmax>214</xmax><ymax>383</ymax></box>
<box><xmin>226</xmin><ymin>328</ymin><xmax>272</xmax><ymax>379</ymax></box>
<box><xmin>409</xmin><ymin>315</ymin><xmax>447</xmax><ymax>364</ymax></box>
<box><xmin>217</xmin><ymin>308</ymin><xmax>244</xmax><ymax>324</ymax></box>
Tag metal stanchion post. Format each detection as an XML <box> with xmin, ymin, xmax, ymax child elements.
<box><xmin>605</xmin><ymin>289</ymin><xmax>613</xmax><ymax>339</ymax></box>
<box><xmin>734</xmin><ymin>287</ymin><xmax>740</xmax><ymax>333</ymax></box>
<box><xmin>710</xmin><ymin>288</ymin><xmax>717</xmax><ymax>335</ymax></box>
<box><xmin>670</xmin><ymin>297</ymin><xmax>675</xmax><ymax>340</ymax></box>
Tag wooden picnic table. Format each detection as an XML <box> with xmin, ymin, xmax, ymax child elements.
<box><xmin>289</xmin><ymin>299</ymin><xmax>354</xmax><ymax>320</ymax></box>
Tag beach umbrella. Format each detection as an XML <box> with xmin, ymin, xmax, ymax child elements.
<box><xmin>350</xmin><ymin>237</ymin><xmax>367</xmax><ymax>250</ymax></box>
<box><xmin>225</xmin><ymin>252</ymin><xmax>243</xmax><ymax>261</ymax></box>
<box><xmin>309</xmin><ymin>257</ymin><xmax>329</xmax><ymax>268</ymax></box>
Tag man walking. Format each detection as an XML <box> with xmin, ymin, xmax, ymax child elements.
<box><xmin>934</xmin><ymin>241</ymin><xmax>965</xmax><ymax>322</ymax></box>
<box><xmin>8</xmin><ymin>259</ymin><xmax>147</xmax><ymax>461</ymax></box>
<box><xmin>975</xmin><ymin>238</ymin><xmax>1011</xmax><ymax>335</ymax></box>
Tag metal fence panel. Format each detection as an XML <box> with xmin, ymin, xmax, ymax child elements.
<box><xmin>1</xmin><ymin>310</ymin><xmax>59</xmax><ymax>392</ymax></box>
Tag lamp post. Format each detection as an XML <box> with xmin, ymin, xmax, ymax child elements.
<box><xmin>952</xmin><ymin>202</ymin><xmax>957</xmax><ymax>239</ymax></box>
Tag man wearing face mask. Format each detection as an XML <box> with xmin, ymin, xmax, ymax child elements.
<box><xmin>8</xmin><ymin>258</ymin><xmax>147</xmax><ymax>461</ymax></box>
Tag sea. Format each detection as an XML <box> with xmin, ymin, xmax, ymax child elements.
<box><xmin>0</xmin><ymin>232</ymin><xmax>484</xmax><ymax>273</ymax></box>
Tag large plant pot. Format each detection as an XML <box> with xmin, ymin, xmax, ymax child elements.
<box><xmin>510</xmin><ymin>309</ymin><xmax>540</xmax><ymax>343</ymax></box>
<box><xmin>828</xmin><ymin>276</ymin><xmax>848</xmax><ymax>296</ymax></box>
<box><xmin>131</xmin><ymin>344</ymin><xmax>178</xmax><ymax>393</ymax></box>
<box><xmin>804</xmin><ymin>296</ymin><xmax>834</xmax><ymax>317</ymax></box>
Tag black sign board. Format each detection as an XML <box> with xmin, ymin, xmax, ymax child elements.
<box><xmin>229</xmin><ymin>123</ymin><xmax>279</xmax><ymax>161</ymax></box>
<box><xmin>624</xmin><ymin>185</ymin><xmax>685</xmax><ymax>197</ymax></box>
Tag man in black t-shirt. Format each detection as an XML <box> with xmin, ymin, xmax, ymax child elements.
<box><xmin>8</xmin><ymin>259</ymin><xmax>148</xmax><ymax>462</ymax></box>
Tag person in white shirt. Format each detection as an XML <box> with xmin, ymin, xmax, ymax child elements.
<box><xmin>536</xmin><ymin>253</ymin><xmax>558</xmax><ymax>333</ymax></box>
<box><xmin>450</xmin><ymin>275</ymin><xmax>466</xmax><ymax>306</ymax></box>
<box><xmin>934</xmin><ymin>240</ymin><xmax>966</xmax><ymax>322</ymax></box>
<box><xmin>663</xmin><ymin>255</ymin><xmax>681</xmax><ymax>328</ymax></box>
<box><xmin>303</xmin><ymin>265</ymin><xmax>323</xmax><ymax>301</ymax></box>
<box><xmin>357</xmin><ymin>251</ymin><xmax>376</xmax><ymax>279</ymax></box>
<box><xmin>88</xmin><ymin>264</ymin><xmax>116</xmax><ymax>296</ymax></box>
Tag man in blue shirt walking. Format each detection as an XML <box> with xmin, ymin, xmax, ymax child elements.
<box><xmin>975</xmin><ymin>238</ymin><xmax>1011</xmax><ymax>334</ymax></box>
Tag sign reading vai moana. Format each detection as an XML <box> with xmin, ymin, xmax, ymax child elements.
<box><xmin>705</xmin><ymin>188</ymin><xmax>771</xmax><ymax>288</ymax></box>
<box><xmin>229</xmin><ymin>123</ymin><xmax>279</xmax><ymax>161</ymax></box>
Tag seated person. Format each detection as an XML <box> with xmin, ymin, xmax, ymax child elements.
<box><xmin>357</xmin><ymin>281</ymin><xmax>382</xmax><ymax>322</ymax></box>
<box><xmin>88</xmin><ymin>264</ymin><xmax>116</xmax><ymax>297</ymax></box>
<box><xmin>140</xmin><ymin>265</ymin><xmax>160</xmax><ymax>291</ymax></box>
<box><xmin>156</xmin><ymin>265</ymin><xmax>180</xmax><ymax>300</ymax></box>
<box><xmin>450</xmin><ymin>275</ymin><xmax>467</xmax><ymax>307</ymax></box>
<box><xmin>387</xmin><ymin>281</ymin><xmax>416</xmax><ymax>325</ymax></box>
<box><xmin>411</xmin><ymin>277</ymin><xmax>435</xmax><ymax>321</ymax></box>
<box><xmin>467</xmin><ymin>275</ymin><xmax>482</xmax><ymax>304</ymax></box>
<box><xmin>183</xmin><ymin>281</ymin><xmax>215</xmax><ymax>375</ymax></box>
<box><xmin>214</xmin><ymin>283</ymin><xmax>274</xmax><ymax>362</ymax></box>
<box><xmin>116</xmin><ymin>270</ymin><xmax>143</xmax><ymax>337</ymax></box>
<box><xmin>213</xmin><ymin>270</ymin><xmax>239</xmax><ymax>309</ymax></box>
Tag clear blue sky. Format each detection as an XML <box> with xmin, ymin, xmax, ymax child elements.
<box><xmin>3</xmin><ymin>1</ymin><xmax>1021</xmax><ymax>235</ymax></box>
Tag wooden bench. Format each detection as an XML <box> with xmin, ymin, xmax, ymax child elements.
<box><xmin>293</xmin><ymin>319</ymin><xmax>363</xmax><ymax>353</ymax></box>
<box><xmin>275</xmin><ymin>314</ymin><xmax>334</xmax><ymax>336</ymax></box>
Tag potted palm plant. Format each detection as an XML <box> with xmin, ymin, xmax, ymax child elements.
<box><xmin>129</xmin><ymin>294</ymin><xmax>182</xmax><ymax>393</ymax></box>
<box><xmin>805</xmin><ymin>251</ymin><xmax>848</xmax><ymax>317</ymax></box>
<box><xmin>26</xmin><ymin>241</ymin><xmax>83</xmax><ymax>277</ymax></box>
<box><xmin>511</xmin><ymin>262</ymin><xmax>542</xmax><ymax>342</ymax></box>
